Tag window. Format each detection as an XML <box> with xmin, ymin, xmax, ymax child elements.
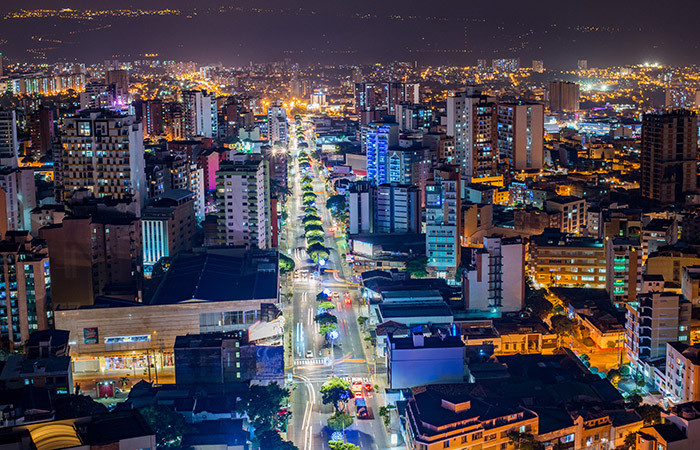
<box><xmin>442</xmin><ymin>441</ymin><xmax>450</xmax><ymax>449</ymax></box>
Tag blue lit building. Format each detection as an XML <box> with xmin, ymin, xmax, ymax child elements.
<box><xmin>361</xmin><ymin>120</ymin><xmax>398</xmax><ymax>183</ymax></box>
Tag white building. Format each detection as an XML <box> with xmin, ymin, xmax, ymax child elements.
<box><xmin>425</xmin><ymin>166</ymin><xmax>461</xmax><ymax>277</ymax></box>
<box><xmin>267</xmin><ymin>101</ymin><xmax>288</xmax><ymax>147</ymax></box>
<box><xmin>375</xmin><ymin>183</ymin><xmax>421</xmax><ymax>234</ymax></box>
<box><xmin>182</xmin><ymin>90</ymin><xmax>215</xmax><ymax>138</ymax></box>
<box><xmin>348</xmin><ymin>181</ymin><xmax>373</xmax><ymax>235</ymax></box>
<box><xmin>464</xmin><ymin>235</ymin><xmax>525</xmax><ymax>315</ymax></box>
<box><xmin>497</xmin><ymin>102</ymin><xmax>544</xmax><ymax>172</ymax></box>
<box><xmin>0</xmin><ymin>110</ymin><xmax>19</xmax><ymax>167</ymax></box>
<box><xmin>59</xmin><ymin>110</ymin><xmax>146</xmax><ymax>212</ymax></box>
<box><xmin>215</xmin><ymin>154</ymin><xmax>271</xmax><ymax>249</ymax></box>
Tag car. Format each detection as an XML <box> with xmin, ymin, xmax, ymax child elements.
<box><xmin>364</xmin><ymin>383</ymin><xmax>373</xmax><ymax>391</ymax></box>
<box><xmin>305</xmin><ymin>350</ymin><xmax>314</xmax><ymax>358</ymax></box>
<box><xmin>354</xmin><ymin>391</ymin><xmax>363</xmax><ymax>399</ymax></box>
<box><xmin>332</xmin><ymin>292</ymin><xmax>340</xmax><ymax>299</ymax></box>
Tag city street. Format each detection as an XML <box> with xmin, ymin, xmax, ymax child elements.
<box><xmin>283</xmin><ymin>121</ymin><xmax>394</xmax><ymax>450</ymax></box>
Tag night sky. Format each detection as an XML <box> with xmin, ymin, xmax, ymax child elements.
<box><xmin>1</xmin><ymin>0</ymin><xmax>700</xmax><ymax>67</ymax></box>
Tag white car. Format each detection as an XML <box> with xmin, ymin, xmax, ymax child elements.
<box><xmin>305</xmin><ymin>350</ymin><xmax>314</xmax><ymax>358</ymax></box>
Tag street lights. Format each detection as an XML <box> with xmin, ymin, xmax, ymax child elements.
<box><xmin>329</xmin><ymin>329</ymin><xmax>339</xmax><ymax>374</ymax></box>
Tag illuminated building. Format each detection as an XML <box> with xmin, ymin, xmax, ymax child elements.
<box><xmin>348</xmin><ymin>181</ymin><xmax>373</xmax><ymax>234</ymax></box>
<box><xmin>0</xmin><ymin>231</ymin><xmax>51</xmax><ymax>348</ymax></box>
<box><xmin>58</xmin><ymin>110</ymin><xmax>146</xmax><ymax>211</ymax></box>
<box><xmin>577</xmin><ymin>59</ymin><xmax>588</xmax><ymax>71</ymax></box>
<box><xmin>464</xmin><ymin>235</ymin><xmax>525</xmax><ymax>316</ymax></box>
<box><xmin>606</xmin><ymin>237</ymin><xmax>642</xmax><ymax>306</ymax></box>
<box><xmin>267</xmin><ymin>100</ymin><xmax>288</xmax><ymax>147</ymax></box>
<box><xmin>625</xmin><ymin>292</ymin><xmax>690</xmax><ymax>369</ymax></box>
<box><xmin>182</xmin><ymin>89</ymin><xmax>216</xmax><ymax>138</ymax></box>
<box><xmin>529</xmin><ymin>230</ymin><xmax>606</xmax><ymax>289</ymax></box>
<box><xmin>79</xmin><ymin>82</ymin><xmax>115</xmax><ymax>110</ymax></box>
<box><xmin>446</xmin><ymin>87</ymin><xmax>498</xmax><ymax>180</ymax></box>
<box><xmin>215</xmin><ymin>154</ymin><xmax>271</xmax><ymax>249</ymax></box>
<box><xmin>491</xmin><ymin>58</ymin><xmax>520</xmax><ymax>72</ymax></box>
<box><xmin>548</xmin><ymin>81</ymin><xmax>580</xmax><ymax>112</ymax></box>
<box><xmin>354</xmin><ymin>82</ymin><xmax>379</xmax><ymax>113</ymax></box>
<box><xmin>641</xmin><ymin>110</ymin><xmax>698</xmax><ymax>204</ymax></box>
<box><xmin>105</xmin><ymin>69</ymin><xmax>129</xmax><ymax>105</ymax></box>
<box><xmin>544</xmin><ymin>196</ymin><xmax>586</xmax><ymax>234</ymax></box>
<box><xmin>142</xmin><ymin>190</ymin><xmax>196</xmax><ymax>267</ymax></box>
<box><xmin>374</xmin><ymin>183</ymin><xmax>421</xmax><ymax>234</ymax></box>
<box><xmin>426</xmin><ymin>165</ymin><xmax>461</xmax><ymax>277</ymax></box>
<box><xmin>141</xmin><ymin>99</ymin><xmax>163</xmax><ymax>137</ymax></box>
<box><xmin>497</xmin><ymin>102</ymin><xmax>544</xmax><ymax>172</ymax></box>
<box><xmin>0</xmin><ymin>110</ymin><xmax>19</xmax><ymax>167</ymax></box>
<box><xmin>362</xmin><ymin>120</ymin><xmax>399</xmax><ymax>183</ymax></box>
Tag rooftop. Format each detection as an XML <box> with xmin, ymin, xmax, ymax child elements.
<box><xmin>149</xmin><ymin>249</ymin><xmax>278</xmax><ymax>305</ymax></box>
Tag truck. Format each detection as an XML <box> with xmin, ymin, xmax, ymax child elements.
<box><xmin>355</xmin><ymin>397</ymin><xmax>368</xmax><ymax>419</ymax></box>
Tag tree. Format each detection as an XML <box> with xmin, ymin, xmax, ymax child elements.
<box><xmin>405</xmin><ymin>255</ymin><xmax>429</xmax><ymax>278</ymax></box>
<box><xmin>326</xmin><ymin>195</ymin><xmax>346</xmax><ymax>214</ymax></box>
<box><xmin>636</xmin><ymin>404</ymin><xmax>662</xmax><ymax>425</ymax></box>
<box><xmin>279</xmin><ymin>253</ymin><xmax>295</xmax><ymax>274</ymax></box>
<box><xmin>626</xmin><ymin>394</ymin><xmax>643</xmax><ymax>409</ymax></box>
<box><xmin>320</xmin><ymin>378</ymin><xmax>353</xmax><ymax>412</ymax></box>
<box><xmin>318</xmin><ymin>301</ymin><xmax>336</xmax><ymax>311</ymax></box>
<box><xmin>623</xmin><ymin>433</ymin><xmax>637</xmax><ymax>450</ymax></box>
<box><xmin>328</xmin><ymin>441</ymin><xmax>360</xmax><ymax>450</ymax></box>
<box><xmin>243</xmin><ymin>382</ymin><xmax>290</xmax><ymax>433</ymax></box>
<box><xmin>378</xmin><ymin>405</ymin><xmax>394</xmax><ymax>427</ymax></box>
<box><xmin>327</xmin><ymin>412</ymin><xmax>354</xmax><ymax>431</ymax></box>
<box><xmin>305</xmin><ymin>223</ymin><xmax>324</xmax><ymax>233</ymax></box>
<box><xmin>302</xmin><ymin>196</ymin><xmax>316</xmax><ymax>207</ymax></box>
<box><xmin>302</xmin><ymin>214</ymin><xmax>322</xmax><ymax>225</ymax></box>
<box><xmin>317</xmin><ymin>292</ymin><xmax>330</xmax><ymax>302</ymax></box>
<box><xmin>307</xmin><ymin>242</ymin><xmax>330</xmax><ymax>263</ymax></box>
<box><xmin>257</xmin><ymin>430</ymin><xmax>298</xmax><ymax>450</ymax></box>
<box><xmin>305</xmin><ymin>229</ymin><xmax>325</xmax><ymax>239</ymax></box>
<box><xmin>315</xmin><ymin>312</ymin><xmax>338</xmax><ymax>324</ymax></box>
<box><xmin>320</xmin><ymin>323</ymin><xmax>338</xmax><ymax>336</ymax></box>
<box><xmin>357</xmin><ymin>316</ymin><xmax>368</xmax><ymax>329</ymax></box>
<box><xmin>54</xmin><ymin>395</ymin><xmax>108</xmax><ymax>420</ymax></box>
<box><xmin>139</xmin><ymin>405</ymin><xmax>191</xmax><ymax>447</ymax></box>
<box><xmin>507</xmin><ymin>431</ymin><xmax>545</xmax><ymax>450</ymax></box>
<box><xmin>550</xmin><ymin>315</ymin><xmax>577</xmax><ymax>344</ymax></box>
<box><xmin>301</xmin><ymin>175</ymin><xmax>313</xmax><ymax>185</ymax></box>
<box><xmin>303</xmin><ymin>192</ymin><xmax>317</xmax><ymax>203</ymax></box>
<box><xmin>526</xmin><ymin>294</ymin><xmax>553</xmax><ymax>319</ymax></box>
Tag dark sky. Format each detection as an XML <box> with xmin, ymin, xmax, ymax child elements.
<box><xmin>1</xmin><ymin>0</ymin><xmax>699</xmax><ymax>68</ymax></box>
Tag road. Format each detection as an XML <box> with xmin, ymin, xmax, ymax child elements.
<box><xmin>283</xmin><ymin>120</ymin><xmax>393</xmax><ymax>450</ymax></box>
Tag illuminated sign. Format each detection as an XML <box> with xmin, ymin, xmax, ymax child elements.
<box><xmin>83</xmin><ymin>327</ymin><xmax>98</xmax><ymax>345</ymax></box>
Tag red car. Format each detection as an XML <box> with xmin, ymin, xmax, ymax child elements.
<box><xmin>364</xmin><ymin>384</ymin><xmax>373</xmax><ymax>392</ymax></box>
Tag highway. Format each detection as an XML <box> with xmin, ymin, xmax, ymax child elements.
<box><xmin>283</xmin><ymin>120</ymin><xmax>393</xmax><ymax>450</ymax></box>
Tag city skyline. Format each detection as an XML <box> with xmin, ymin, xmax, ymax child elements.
<box><xmin>0</xmin><ymin>0</ymin><xmax>699</xmax><ymax>67</ymax></box>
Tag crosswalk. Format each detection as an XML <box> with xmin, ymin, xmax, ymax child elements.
<box><xmin>295</xmin><ymin>358</ymin><xmax>326</xmax><ymax>366</ymax></box>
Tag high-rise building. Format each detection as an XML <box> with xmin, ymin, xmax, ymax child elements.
<box><xmin>215</xmin><ymin>154</ymin><xmax>271</xmax><ymax>249</ymax></box>
<box><xmin>142</xmin><ymin>190</ymin><xmax>196</xmax><ymax>267</ymax></box>
<box><xmin>27</xmin><ymin>106</ymin><xmax>55</xmax><ymax>160</ymax></box>
<box><xmin>464</xmin><ymin>235</ymin><xmax>525</xmax><ymax>315</ymax></box>
<box><xmin>426</xmin><ymin>165</ymin><xmax>462</xmax><ymax>277</ymax></box>
<box><xmin>374</xmin><ymin>183</ymin><xmax>421</xmax><ymax>234</ymax></box>
<box><xmin>625</xmin><ymin>292</ymin><xmax>691</xmax><ymax>369</ymax></box>
<box><xmin>182</xmin><ymin>90</ymin><xmax>215</xmax><ymax>138</ymax></box>
<box><xmin>641</xmin><ymin>110</ymin><xmax>698</xmax><ymax>204</ymax></box>
<box><xmin>532</xmin><ymin>60</ymin><xmax>544</xmax><ymax>73</ymax></box>
<box><xmin>606</xmin><ymin>237</ymin><xmax>643</xmax><ymax>306</ymax></box>
<box><xmin>354</xmin><ymin>82</ymin><xmax>379</xmax><ymax>113</ymax></box>
<box><xmin>0</xmin><ymin>110</ymin><xmax>19</xmax><ymax>167</ymax></box>
<box><xmin>549</xmin><ymin>81</ymin><xmax>580</xmax><ymax>112</ymax></box>
<box><xmin>267</xmin><ymin>101</ymin><xmax>288</xmax><ymax>147</ymax></box>
<box><xmin>378</xmin><ymin>146</ymin><xmax>430</xmax><ymax>190</ymax></box>
<box><xmin>362</xmin><ymin>120</ymin><xmax>399</xmax><ymax>183</ymax></box>
<box><xmin>106</xmin><ymin>69</ymin><xmax>130</xmax><ymax>106</ymax></box>
<box><xmin>0</xmin><ymin>231</ymin><xmax>51</xmax><ymax>349</ymax></box>
<box><xmin>446</xmin><ymin>87</ymin><xmax>498</xmax><ymax>180</ymax></box>
<box><xmin>348</xmin><ymin>181</ymin><xmax>373</xmax><ymax>235</ymax></box>
<box><xmin>40</xmin><ymin>212</ymin><xmax>141</xmax><ymax>309</ymax></box>
<box><xmin>0</xmin><ymin>167</ymin><xmax>36</xmax><ymax>231</ymax></box>
<box><xmin>142</xmin><ymin>99</ymin><xmax>164</xmax><ymax>137</ymax></box>
<box><xmin>80</xmin><ymin>82</ymin><xmax>115</xmax><ymax>110</ymax></box>
<box><xmin>383</xmin><ymin>82</ymin><xmax>404</xmax><ymax>115</ymax></box>
<box><xmin>164</xmin><ymin>101</ymin><xmax>185</xmax><ymax>140</ymax></box>
<box><xmin>58</xmin><ymin>110</ymin><xmax>146</xmax><ymax>212</ymax></box>
<box><xmin>492</xmin><ymin>58</ymin><xmax>520</xmax><ymax>72</ymax></box>
<box><xmin>497</xmin><ymin>102</ymin><xmax>544</xmax><ymax>172</ymax></box>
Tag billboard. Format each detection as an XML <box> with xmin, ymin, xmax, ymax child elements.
<box><xmin>253</xmin><ymin>346</ymin><xmax>284</xmax><ymax>385</ymax></box>
<box><xmin>83</xmin><ymin>327</ymin><xmax>98</xmax><ymax>345</ymax></box>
